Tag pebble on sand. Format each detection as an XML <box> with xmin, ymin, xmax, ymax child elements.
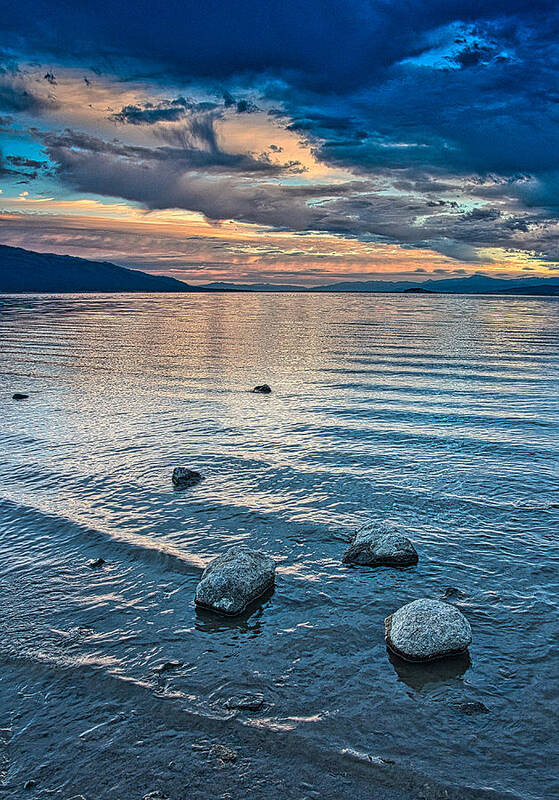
<box><xmin>172</xmin><ymin>466</ymin><xmax>202</xmax><ymax>488</ymax></box>
<box><xmin>342</xmin><ymin>523</ymin><xmax>418</xmax><ymax>566</ymax></box>
<box><xmin>385</xmin><ymin>598</ymin><xmax>472</xmax><ymax>662</ymax></box>
<box><xmin>195</xmin><ymin>546</ymin><xmax>276</xmax><ymax>615</ymax></box>
<box><xmin>252</xmin><ymin>384</ymin><xmax>271</xmax><ymax>394</ymax></box>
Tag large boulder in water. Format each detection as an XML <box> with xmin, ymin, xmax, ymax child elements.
<box><xmin>385</xmin><ymin>599</ymin><xmax>472</xmax><ymax>662</ymax></box>
<box><xmin>343</xmin><ymin>523</ymin><xmax>418</xmax><ymax>566</ymax></box>
<box><xmin>172</xmin><ymin>467</ymin><xmax>202</xmax><ymax>488</ymax></box>
<box><xmin>195</xmin><ymin>546</ymin><xmax>276</xmax><ymax>615</ymax></box>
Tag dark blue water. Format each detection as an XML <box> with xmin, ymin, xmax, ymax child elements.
<box><xmin>0</xmin><ymin>292</ymin><xmax>558</xmax><ymax>799</ymax></box>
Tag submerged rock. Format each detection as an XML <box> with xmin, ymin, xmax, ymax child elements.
<box><xmin>454</xmin><ymin>700</ymin><xmax>489</xmax><ymax>715</ymax></box>
<box><xmin>342</xmin><ymin>523</ymin><xmax>418</xmax><ymax>567</ymax></box>
<box><xmin>252</xmin><ymin>384</ymin><xmax>271</xmax><ymax>394</ymax></box>
<box><xmin>195</xmin><ymin>546</ymin><xmax>275</xmax><ymax>615</ymax></box>
<box><xmin>12</xmin><ymin>393</ymin><xmax>29</xmax><ymax>400</ymax></box>
<box><xmin>172</xmin><ymin>466</ymin><xmax>202</xmax><ymax>488</ymax></box>
<box><xmin>225</xmin><ymin>694</ymin><xmax>264</xmax><ymax>711</ymax></box>
<box><xmin>442</xmin><ymin>586</ymin><xmax>465</xmax><ymax>599</ymax></box>
<box><xmin>153</xmin><ymin>660</ymin><xmax>183</xmax><ymax>674</ymax></box>
<box><xmin>385</xmin><ymin>598</ymin><xmax>472</xmax><ymax>662</ymax></box>
<box><xmin>341</xmin><ymin>748</ymin><xmax>395</xmax><ymax>767</ymax></box>
<box><xmin>210</xmin><ymin>744</ymin><xmax>237</xmax><ymax>764</ymax></box>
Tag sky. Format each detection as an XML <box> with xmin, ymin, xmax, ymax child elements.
<box><xmin>1</xmin><ymin>1</ymin><xmax>559</xmax><ymax>286</ymax></box>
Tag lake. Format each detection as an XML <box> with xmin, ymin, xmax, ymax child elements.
<box><xmin>0</xmin><ymin>292</ymin><xmax>558</xmax><ymax>799</ymax></box>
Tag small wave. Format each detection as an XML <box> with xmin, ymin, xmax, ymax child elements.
<box><xmin>0</xmin><ymin>496</ymin><xmax>206</xmax><ymax>575</ymax></box>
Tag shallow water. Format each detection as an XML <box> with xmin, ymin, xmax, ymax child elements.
<box><xmin>0</xmin><ymin>292</ymin><xmax>558</xmax><ymax>800</ymax></box>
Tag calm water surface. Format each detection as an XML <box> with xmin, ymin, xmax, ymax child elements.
<box><xmin>0</xmin><ymin>292</ymin><xmax>558</xmax><ymax>799</ymax></box>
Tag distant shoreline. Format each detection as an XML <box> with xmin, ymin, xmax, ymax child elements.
<box><xmin>2</xmin><ymin>289</ymin><xmax>559</xmax><ymax>297</ymax></box>
<box><xmin>1</xmin><ymin>243</ymin><xmax>558</xmax><ymax>296</ymax></box>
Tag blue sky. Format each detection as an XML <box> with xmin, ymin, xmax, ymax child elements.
<box><xmin>1</xmin><ymin>0</ymin><xmax>559</xmax><ymax>284</ymax></box>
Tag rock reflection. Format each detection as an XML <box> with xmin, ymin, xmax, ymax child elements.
<box><xmin>194</xmin><ymin>586</ymin><xmax>275</xmax><ymax>634</ymax></box>
<box><xmin>388</xmin><ymin>649</ymin><xmax>471</xmax><ymax>691</ymax></box>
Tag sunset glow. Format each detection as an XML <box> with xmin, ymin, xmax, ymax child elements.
<box><xmin>2</xmin><ymin>5</ymin><xmax>559</xmax><ymax>285</ymax></box>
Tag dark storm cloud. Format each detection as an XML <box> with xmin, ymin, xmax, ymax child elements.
<box><xmin>5</xmin><ymin>3</ymin><xmax>558</xmax><ymax>181</ymax></box>
<box><xmin>0</xmin><ymin>80</ymin><xmax>49</xmax><ymax>113</ymax></box>
<box><xmin>111</xmin><ymin>103</ymin><xmax>188</xmax><ymax>125</ymax></box>
<box><xmin>109</xmin><ymin>96</ymin><xmax>223</xmax><ymax>125</ymax></box>
<box><xmin>39</xmin><ymin>126</ymin><xmax>304</xmax><ymax>178</ymax></box>
<box><xmin>3</xmin><ymin>0</ymin><xmax>559</xmax><ymax>266</ymax></box>
<box><xmin>37</xmin><ymin>124</ymin><xmax>545</xmax><ymax>262</ymax></box>
<box><xmin>0</xmin><ymin>148</ymin><xmax>45</xmax><ymax>179</ymax></box>
<box><xmin>40</xmin><ymin>134</ymin><xmax>316</xmax><ymax>228</ymax></box>
<box><xmin>110</xmin><ymin>94</ymin><xmax>258</xmax><ymax>126</ymax></box>
<box><xmin>285</xmin><ymin>29</ymin><xmax>559</xmax><ymax>178</ymax></box>
<box><xmin>27</xmin><ymin>111</ymin><xmax>557</xmax><ymax>264</ymax></box>
<box><xmin>0</xmin><ymin>57</ymin><xmax>55</xmax><ymax>113</ymax></box>
<box><xmin>6</xmin><ymin>154</ymin><xmax>43</xmax><ymax>169</ymax></box>
<box><xmin>455</xmin><ymin>45</ymin><xmax>491</xmax><ymax>68</ymax></box>
<box><xmin>4</xmin><ymin>0</ymin><xmax>557</xmax><ymax>91</ymax></box>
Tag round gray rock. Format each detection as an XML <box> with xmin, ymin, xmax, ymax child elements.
<box><xmin>343</xmin><ymin>524</ymin><xmax>418</xmax><ymax>566</ymax></box>
<box><xmin>385</xmin><ymin>598</ymin><xmax>472</xmax><ymax>662</ymax></box>
<box><xmin>172</xmin><ymin>467</ymin><xmax>202</xmax><ymax>488</ymax></box>
<box><xmin>195</xmin><ymin>546</ymin><xmax>276</xmax><ymax>615</ymax></box>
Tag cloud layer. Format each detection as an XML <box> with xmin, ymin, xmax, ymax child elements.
<box><xmin>1</xmin><ymin>1</ymin><xmax>559</xmax><ymax>281</ymax></box>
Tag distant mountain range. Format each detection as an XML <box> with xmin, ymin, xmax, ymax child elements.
<box><xmin>307</xmin><ymin>274</ymin><xmax>559</xmax><ymax>295</ymax></box>
<box><xmin>1</xmin><ymin>244</ymin><xmax>559</xmax><ymax>295</ymax></box>
<box><xmin>0</xmin><ymin>245</ymin><xmax>199</xmax><ymax>293</ymax></box>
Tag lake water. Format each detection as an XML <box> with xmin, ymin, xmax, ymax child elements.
<box><xmin>0</xmin><ymin>292</ymin><xmax>558</xmax><ymax>800</ymax></box>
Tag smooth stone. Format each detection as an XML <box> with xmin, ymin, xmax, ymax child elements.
<box><xmin>195</xmin><ymin>546</ymin><xmax>275</xmax><ymax>616</ymax></box>
<box><xmin>172</xmin><ymin>466</ymin><xmax>202</xmax><ymax>488</ymax></box>
<box><xmin>12</xmin><ymin>393</ymin><xmax>29</xmax><ymax>400</ymax></box>
<box><xmin>342</xmin><ymin>524</ymin><xmax>418</xmax><ymax>566</ymax></box>
<box><xmin>88</xmin><ymin>557</ymin><xmax>105</xmax><ymax>568</ymax></box>
<box><xmin>385</xmin><ymin>598</ymin><xmax>472</xmax><ymax>662</ymax></box>
<box><xmin>252</xmin><ymin>384</ymin><xmax>271</xmax><ymax>394</ymax></box>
